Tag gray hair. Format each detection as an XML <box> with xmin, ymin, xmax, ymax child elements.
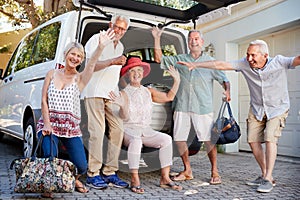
<box><xmin>249</xmin><ymin>40</ymin><xmax>269</xmax><ymax>55</ymax></box>
<box><xmin>64</xmin><ymin>42</ymin><xmax>85</xmax><ymax>60</ymax></box>
<box><xmin>111</xmin><ymin>14</ymin><xmax>131</xmax><ymax>29</ymax></box>
<box><xmin>188</xmin><ymin>29</ymin><xmax>203</xmax><ymax>38</ymax></box>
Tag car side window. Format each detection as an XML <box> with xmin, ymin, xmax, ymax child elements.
<box><xmin>31</xmin><ymin>22</ymin><xmax>61</xmax><ymax>65</ymax></box>
<box><xmin>13</xmin><ymin>22</ymin><xmax>61</xmax><ymax>73</ymax></box>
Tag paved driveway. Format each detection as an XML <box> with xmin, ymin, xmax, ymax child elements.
<box><xmin>0</xmin><ymin>135</ymin><xmax>299</xmax><ymax>199</ymax></box>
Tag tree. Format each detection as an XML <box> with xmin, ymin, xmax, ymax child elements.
<box><xmin>0</xmin><ymin>0</ymin><xmax>74</xmax><ymax>29</ymax></box>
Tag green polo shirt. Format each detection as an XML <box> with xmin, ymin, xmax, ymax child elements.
<box><xmin>161</xmin><ymin>53</ymin><xmax>228</xmax><ymax>115</ymax></box>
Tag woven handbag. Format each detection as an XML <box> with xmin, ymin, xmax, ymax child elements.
<box><xmin>10</xmin><ymin>135</ymin><xmax>76</xmax><ymax>193</ymax></box>
<box><xmin>211</xmin><ymin>100</ymin><xmax>241</xmax><ymax>145</ymax></box>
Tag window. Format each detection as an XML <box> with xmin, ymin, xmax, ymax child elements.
<box><xmin>13</xmin><ymin>22</ymin><xmax>61</xmax><ymax>73</ymax></box>
<box><xmin>32</xmin><ymin>22</ymin><xmax>61</xmax><ymax>65</ymax></box>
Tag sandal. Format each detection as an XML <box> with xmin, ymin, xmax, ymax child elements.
<box><xmin>160</xmin><ymin>181</ymin><xmax>182</xmax><ymax>191</ymax></box>
<box><xmin>130</xmin><ymin>185</ymin><xmax>145</xmax><ymax>194</ymax></box>
<box><xmin>210</xmin><ymin>176</ymin><xmax>222</xmax><ymax>185</ymax></box>
<box><xmin>171</xmin><ymin>172</ymin><xmax>194</xmax><ymax>181</ymax></box>
<box><xmin>75</xmin><ymin>180</ymin><xmax>89</xmax><ymax>193</ymax></box>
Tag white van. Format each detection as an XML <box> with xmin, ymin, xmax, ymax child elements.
<box><xmin>0</xmin><ymin>0</ymin><xmax>242</xmax><ymax>161</ymax></box>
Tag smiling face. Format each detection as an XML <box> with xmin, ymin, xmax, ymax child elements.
<box><xmin>110</xmin><ymin>18</ymin><xmax>128</xmax><ymax>42</ymax></box>
<box><xmin>65</xmin><ymin>47</ymin><xmax>84</xmax><ymax>69</ymax></box>
<box><xmin>188</xmin><ymin>31</ymin><xmax>204</xmax><ymax>54</ymax></box>
<box><xmin>127</xmin><ymin>66</ymin><xmax>144</xmax><ymax>86</ymax></box>
<box><xmin>246</xmin><ymin>45</ymin><xmax>268</xmax><ymax>69</ymax></box>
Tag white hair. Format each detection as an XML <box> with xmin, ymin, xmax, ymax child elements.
<box><xmin>249</xmin><ymin>40</ymin><xmax>269</xmax><ymax>55</ymax></box>
<box><xmin>111</xmin><ymin>14</ymin><xmax>131</xmax><ymax>29</ymax></box>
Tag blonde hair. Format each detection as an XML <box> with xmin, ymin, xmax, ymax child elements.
<box><xmin>63</xmin><ymin>42</ymin><xmax>85</xmax><ymax>60</ymax></box>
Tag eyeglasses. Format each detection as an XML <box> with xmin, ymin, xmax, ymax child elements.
<box><xmin>113</xmin><ymin>24</ymin><xmax>127</xmax><ymax>32</ymax></box>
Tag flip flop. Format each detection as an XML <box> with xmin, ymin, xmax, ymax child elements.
<box><xmin>160</xmin><ymin>182</ymin><xmax>182</xmax><ymax>191</ymax></box>
<box><xmin>210</xmin><ymin>176</ymin><xmax>222</xmax><ymax>185</ymax></box>
<box><xmin>75</xmin><ymin>185</ymin><xmax>89</xmax><ymax>193</ymax></box>
<box><xmin>171</xmin><ymin>173</ymin><xmax>194</xmax><ymax>181</ymax></box>
<box><xmin>130</xmin><ymin>185</ymin><xmax>145</xmax><ymax>194</ymax></box>
<box><xmin>75</xmin><ymin>180</ymin><xmax>89</xmax><ymax>193</ymax></box>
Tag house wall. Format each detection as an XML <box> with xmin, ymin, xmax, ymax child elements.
<box><xmin>198</xmin><ymin>0</ymin><xmax>300</xmax><ymax>154</ymax></box>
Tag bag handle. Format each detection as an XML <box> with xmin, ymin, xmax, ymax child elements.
<box><xmin>217</xmin><ymin>99</ymin><xmax>227</xmax><ymax>119</ymax></box>
<box><xmin>31</xmin><ymin>134</ymin><xmax>58</xmax><ymax>161</ymax></box>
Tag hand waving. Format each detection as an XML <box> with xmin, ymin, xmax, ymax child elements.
<box><xmin>151</xmin><ymin>26</ymin><xmax>164</xmax><ymax>39</ymax></box>
<box><xmin>99</xmin><ymin>28</ymin><xmax>115</xmax><ymax>48</ymax></box>
<box><xmin>166</xmin><ymin>66</ymin><xmax>180</xmax><ymax>82</ymax></box>
<box><xmin>109</xmin><ymin>91</ymin><xmax>126</xmax><ymax>108</ymax></box>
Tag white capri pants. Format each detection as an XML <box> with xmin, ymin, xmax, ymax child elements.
<box><xmin>123</xmin><ymin>127</ymin><xmax>173</xmax><ymax>170</ymax></box>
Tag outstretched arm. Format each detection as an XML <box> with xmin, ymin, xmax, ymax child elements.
<box><xmin>177</xmin><ymin>60</ymin><xmax>234</xmax><ymax>71</ymax></box>
<box><xmin>292</xmin><ymin>55</ymin><xmax>300</xmax><ymax>67</ymax></box>
<box><xmin>148</xmin><ymin>66</ymin><xmax>180</xmax><ymax>103</ymax></box>
<box><xmin>151</xmin><ymin>26</ymin><xmax>164</xmax><ymax>63</ymax></box>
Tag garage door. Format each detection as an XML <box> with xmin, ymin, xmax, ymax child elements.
<box><xmin>238</xmin><ymin>26</ymin><xmax>300</xmax><ymax>158</ymax></box>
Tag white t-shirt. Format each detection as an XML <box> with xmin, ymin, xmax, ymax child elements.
<box><xmin>81</xmin><ymin>33</ymin><xmax>124</xmax><ymax>99</ymax></box>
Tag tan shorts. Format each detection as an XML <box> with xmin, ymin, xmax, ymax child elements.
<box><xmin>173</xmin><ymin>111</ymin><xmax>214</xmax><ymax>142</ymax></box>
<box><xmin>247</xmin><ymin>108</ymin><xmax>289</xmax><ymax>143</ymax></box>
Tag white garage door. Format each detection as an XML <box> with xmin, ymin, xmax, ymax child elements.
<box><xmin>238</xmin><ymin>26</ymin><xmax>300</xmax><ymax>158</ymax></box>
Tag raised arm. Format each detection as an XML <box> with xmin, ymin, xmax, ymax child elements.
<box><xmin>79</xmin><ymin>28</ymin><xmax>115</xmax><ymax>91</ymax></box>
<box><xmin>148</xmin><ymin>66</ymin><xmax>180</xmax><ymax>103</ymax></box>
<box><xmin>292</xmin><ymin>55</ymin><xmax>300</xmax><ymax>67</ymax></box>
<box><xmin>151</xmin><ymin>27</ymin><xmax>164</xmax><ymax>63</ymax></box>
<box><xmin>177</xmin><ymin>60</ymin><xmax>234</xmax><ymax>71</ymax></box>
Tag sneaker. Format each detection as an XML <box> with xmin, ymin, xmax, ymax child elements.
<box><xmin>257</xmin><ymin>179</ymin><xmax>273</xmax><ymax>193</ymax></box>
<box><xmin>246</xmin><ymin>176</ymin><xmax>276</xmax><ymax>186</ymax></box>
<box><xmin>86</xmin><ymin>175</ymin><xmax>108</xmax><ymax>189</ymax></box>
<box><xmin>102</xmin><ymin>174</ymin><xmax>129</xmax><ymax>188</ymax></box>
<box><xmin>246</xmin><ymin>176</ymin><xmax>264</xmax><ymax>186</ymax></box>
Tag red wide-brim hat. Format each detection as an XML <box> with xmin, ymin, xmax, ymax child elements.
<box><xmin>120</xmin><ymin>57</ymin><xmax>151</xmax><ymax>77</ymax></box>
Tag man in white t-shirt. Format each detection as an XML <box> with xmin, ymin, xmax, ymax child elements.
<box><xmin>82</xmin><ymin>14</ymin><xmax>130</xmax><ymax>190</ymax></box>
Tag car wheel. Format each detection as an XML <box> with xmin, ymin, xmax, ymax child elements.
<box><xmin>23</xmin><ymin>117</ymin><xmax>37</xmax><ymax>157</ymax></box>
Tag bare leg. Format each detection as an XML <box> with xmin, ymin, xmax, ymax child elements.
<box><xmin>160</xmin><ymin>166</ymin><xmax>182</xmax><ymax>190</ymax></box>
<box><xmin>249</xmin><ymin>142</ymin><xmax>266</xmax><ymax>177</ymax></box>
<box><xmin>173</xmin><ymin>141</ymin><xmax>193</xmax><ymax>180</ymax></box>
<box><xmin>130</xmin><ymin>169</ymin><xmax>144</xmax><ymax>193</ymax></box>
<box><xmin>205</xmin><ymin>141</ymin><xmax>221</xmax><ymax>184</ymax></box>
<box><xmin>264</xmin><ymin>142</ymin><xmax>277</xmax><ymax>182</ymax></box>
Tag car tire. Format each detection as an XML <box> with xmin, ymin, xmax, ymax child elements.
<box><xmin>23</xmin><ymin>117</ymin><xmax>37</xmax><ymax>157</ymax></box>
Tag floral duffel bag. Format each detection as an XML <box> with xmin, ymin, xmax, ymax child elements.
<box><xmin>10</xmin><ymin>135</ymin><xmax>77</xmax><ymax>193</ymax></box>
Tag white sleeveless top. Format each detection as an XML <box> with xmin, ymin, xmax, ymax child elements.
<box><xmin>37</xmin><ymin>72</ymin><xmax>81</xmax><ymax>137</ymax></box>
<box><xmin>123</xmin><ymin>85</ymin><xmax>152</xmax><ymax>128</ymax></box>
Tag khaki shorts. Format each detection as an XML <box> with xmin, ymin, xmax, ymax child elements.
<box><xmin>247</xmin><ymin>108</ymin><xmax>289</xmax><ymax>143</ymax></box>
<box><xmin>173</xmin><ymin>111</ymin><xmax>214</xmax><ymax>142</ymax></box>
